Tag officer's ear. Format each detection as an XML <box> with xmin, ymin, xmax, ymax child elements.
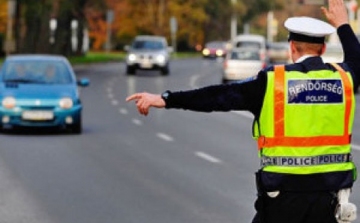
<box><xmin>289</xmin><ymin>41</ymin><xmax>297</xmax><ymax>62</ymax></box>
<box><xmin>320</xmin><ymin>44</ymin><xmax>326</xmax><ymax>55</ymax></box>
<box><xmin>289</xmin><ymin>41</ymin><xmax>296</xmax><ymax>54</ymax></box>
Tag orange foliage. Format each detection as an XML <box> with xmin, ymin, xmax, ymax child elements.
<box><xmin>85</xmin><ymin>8</ymin><xmax>107</xmax><ymax>50</ymax></box>
<box><xmin>85</xmin><ymin>0</ymin><xmax>208</xmax><ymax>49</ymax></box>
<box><xmin>0</xmin><ymin>0</ymin><xmax>8</xmax><ymax>34</ymax></box>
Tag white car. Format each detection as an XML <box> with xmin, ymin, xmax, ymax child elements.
<box><xmin>222</xmin><ymin>48</ymin><xmax>267</xmax><ymax>83</ymax></box>
<box><xmin>321</xmin><ymin>43</ymin><xmax>343</xmax><ymax>63</ymax></box>
<box><xmin>267</xmin><ymin>42</ymin><xmax>290</xmax><ymax>64</ymax></box>
<box><xmin>124</xmin><ymin>35</ymin><xmax>172</xmax><ymax>75</ymax></box>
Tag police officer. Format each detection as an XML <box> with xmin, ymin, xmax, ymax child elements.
<box><xmin>126</xmin><ymin>0</ymin><xmax>359</xmax><ymax>222</ymax></box>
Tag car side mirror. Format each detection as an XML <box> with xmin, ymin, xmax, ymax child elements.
<box><xmin>77</xmin><ymin>78</ymin><xmax>90</xmax><ymax>87</ymax></box>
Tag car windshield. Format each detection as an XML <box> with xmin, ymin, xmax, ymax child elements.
<box><xmin>206</xmin><ymin>41</ymin><xmax>225</xmax><ymax>48</ymax></box>
<box><xmin>132</xmin><ymin>40</ymin><xmax>165</xmax><ymax>50</ymax></box>
<box><xmin>231</xmin><ymin>51</ymin><xmax>260</xmax><ymax>60</ymax></box>
<box><xmin>235</xmin><ymin>41</ymin><xmax>261</xmax><ymax>49</ymax></box>
<box><xmin>1</xmin><ymin>60</ymin><xmax>72</xmax><ymax>84</ymax></box>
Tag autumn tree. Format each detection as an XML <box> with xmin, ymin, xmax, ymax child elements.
<box><xmin>86</xmin><ymin>7</ymin><xmax>107</xmax><ymax>50</ymax></box>
<box><xmin>0</xmin><ymin>0</ymin><xmax>7</xmax><ymax>33</ymax></box>
<box><xmin>108</xmin><ymin>0</ymin><xmax>209</xmax><ymax>50</ymax></box>
<box><xmin>49</xmin><ymin>0</ymin><xmax>105</xmax><ymax>55</ymax></box>
<box><xmin>11</xmin><ymin>0</ymin><xmax>104</xmax><ymax>55</ymax></box>
<box><xmin>167</xmin><ymin>0</ymin><xmax>209</xmax><ymax>49</ymax></box>
<box><xmin>203</xmin><ymin>0</ymin><xmax>246</xmax><ymax>42</ymax></box>
<box><xmin>74</xmin><ymin>0</ymin><xmax>106</xmax><ymax>54</ymax></box>
<box><xmin>14</xmin><ymin>0</ymin><xmax>53</xmax><ymax>53</ymax></box>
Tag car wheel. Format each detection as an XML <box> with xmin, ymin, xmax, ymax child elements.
<box><xmin>126</xmin><ymin>66</ymin><xmax>136</xmax><ymax>75</ymax></box>
<box><xmin>160</xmin><ymin>65</ymin><xmax>169</xmax><ymax>75</ymax></box>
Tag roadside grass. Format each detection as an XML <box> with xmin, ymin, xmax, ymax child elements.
<box><xmin>69</xmin><ymin>51</ymin><xmax>201</xmax><ymax>65</ymax></box>
<box><xmin>0</xmin><ymin>51</ymin><xmax>201</xmax><ymax>65</ymax></box>
<box><xmin>69</xmin><ymin>51</ymin><xmax>126</xmax><ymax>64</ymax></box>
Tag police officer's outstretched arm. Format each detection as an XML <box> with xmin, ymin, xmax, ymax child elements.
<box><xmin>321</xmin><ymin>0</ymin><xmax>348</xmax><ymax>28</ymax></box>
<box><xmin>126</xmin><ymin>92</ymin><xmax>165</xmax><ymax>116</ymax></box>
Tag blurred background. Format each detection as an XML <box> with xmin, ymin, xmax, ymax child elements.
<box><xmin>0</xmin><ymin>0</ymin><xmax>358</xmax><ymax>58</ymax></box>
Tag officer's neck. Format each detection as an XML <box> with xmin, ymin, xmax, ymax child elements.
<box><xmin>295</xmin><ymin>54</ymin><xmax>318</xmax><ymax>63</ymax></box>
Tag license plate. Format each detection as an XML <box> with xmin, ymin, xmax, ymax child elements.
<box><xmin>22</xmin><ymin>111</ymin><xmax>54</xmax><ymax>121</ymax></box>
<box><xmin>140</xmin><ymin>60</ymin><xmax>152</xmax><ymax>68</ymax></box>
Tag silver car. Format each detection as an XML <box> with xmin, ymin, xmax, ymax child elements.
<box><xmin>222</xmin><ymin>48</ymin><xmax>267</xmax><ymax>83</ymax></box>
<box><xmin>125</xmin><ymin>35</ymin><xmax>172</xmax><ymax>75</ymax></box>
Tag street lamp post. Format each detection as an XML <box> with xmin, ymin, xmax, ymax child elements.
<box><xmin>71</xmin><ymin>20</ymin><xmax>78</xmax><ymax>52</ymax></box>
<box><xmin>230</xmin><ymin>0</ymin><xmax>237</xmax><ymax>42</ymax></box>
<box><xmin>49</xmin><ymin>18</ymin><xmax>57</xmax><ymax>45</ymax></box>
<box><xmin>105</xmin><ymin>10</ymin><xmax>114</xmax><ymax>53</ymax></box>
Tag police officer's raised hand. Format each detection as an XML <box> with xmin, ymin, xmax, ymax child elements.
<box><xmin>321</xmin><ymin>0</ymin><xmax>348</xmax><ymax>28</ymax></box>
<box><xmin>126</xmin><ymin>92</ymin><xmax>165</xmax><ymax>116</ymax></box>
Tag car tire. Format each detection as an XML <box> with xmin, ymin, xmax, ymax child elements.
<box><xmin>126</xmin><ymin>66</ymin><xmax>136</xmax><ymax>75</ymax></box>
<box><xmin>160</xmin><ymin>65</ymin><xmax>169</xmax><ymax>76</ymax></box>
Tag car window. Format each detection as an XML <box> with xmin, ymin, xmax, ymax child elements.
<box><xmin>132</xmin><ymin>40</ymin><xmax>165</xmax><ymax>50</ymax></box>
<box><xmin>235</xmin><ymin>41</ymin><xmax>261</xmax><ymax>49</ymax></box>
<box><xmin>231</xmin><ymin>51</ymin><xmax>260</xmax><ymax>60</ymax></box>
<box><xmin>206</xmin><ymin>42</ymin><xmax>226</xmax><ymax>48</ymax></box>
<box><xmin>2</xmin><ymin>61</ymin><xmax>72</xmax><ymax>84</ymax></box>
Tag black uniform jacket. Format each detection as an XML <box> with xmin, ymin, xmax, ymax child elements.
<box><xmin>164</xmin><ymin>24</ymin><xmax>360</xmax><ymax>192</ymax></box>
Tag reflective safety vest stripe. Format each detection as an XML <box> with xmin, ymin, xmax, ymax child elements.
<box><xmin>261</xmin><ymin>153</ymin><xmax>352</xmax><ymax>167</ymax></box>
<box><xmin>256</xmin><ymin>64</ymin><xmax>356</xmax><ymax>175</ymax></box>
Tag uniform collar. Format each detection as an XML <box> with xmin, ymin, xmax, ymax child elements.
<box><xmin>295</xmin><ymin>54</ymin><xmax>318</xmax><ymax>63</ymax></box>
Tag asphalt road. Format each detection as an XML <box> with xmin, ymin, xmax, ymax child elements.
<box><xmin>0</xmin><ymin>58</ymin><xmax>359</xmax><ymax>223</ymax></box>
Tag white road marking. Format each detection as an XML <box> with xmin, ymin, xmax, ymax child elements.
<box><xmin>190</xmin><ymin>74</ymin><xmax>201</xmax><ymax>88</ymax></box>
<box><xmin>195</xmin><ymin>151</ymin><xmax>222</xmax><ymax>163</ymax></box>
<box><xmin>119</xmin><ymin>108</ymin><xmax>128</xmax><ymax>115</ymax></box>
<box><xmin>156</xmin><ymin>133</ymin><xmax>174</xmax><ymax>142</ymax></box>
<box><xmin>111</xmin><ymin>100</ymin><xmax>119</xmax><ymax>106</ymax></box>
<box><xmin>106</xmin><ymin>87</ymin><xmax>112</xmax><ymax>93</ymax></box>
<box><xmin>132</xmin><ymin>119</ymin><xmax>143</xmax><ymax>126</ymax></box>
<box><xmin>352</xmin><ymin>144</ymin><xmax>360</xmax><ymax>151</ymax></box>
<box><xmin>108</xmin><ymin>93</ymin><xmax>114</xmax><ymax>99</ymax></box>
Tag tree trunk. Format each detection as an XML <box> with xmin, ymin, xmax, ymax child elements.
<box><xmin>15</xmin><ymin>0</ymin><xmax>52</xmax><ymax>53</ymax></box>
<box><xmin>53</xmin><ymin>13</ymin><xmax>72</xmax><ymax>56</ymax></box>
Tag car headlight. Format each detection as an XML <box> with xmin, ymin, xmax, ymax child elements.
<box><xmin>156</xmin><ymin>55</ymin><xmax>166</xmax><ymax>63</ymax></box>
<box><xmin>59</xmin><ymin>97</ymin><xmax>73</xmax><ymax>109</ymax></box>
<box><xmin>216</xmin><ymin>49</ymin><xmax>224</xmax><ymax>56</ymax></box>
<box><xmin>2</xmin><ymin>96</ymin><xmax>16</xmax><ymax>109</ymax></box>
<box><xmin>202</xmin><ymin>48</ymin><xmax>210</xmax><ymax>56</ymax></box>
<box><xmin>128</xmin><ymin>53</ymin><xmax>137</xmax><ymax>62</ymax></box>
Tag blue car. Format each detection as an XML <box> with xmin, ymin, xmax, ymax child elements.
<box><xmin>0</xmin><ymin>55</ymin><xmax>89</xmax><ymax>134</ymax></box>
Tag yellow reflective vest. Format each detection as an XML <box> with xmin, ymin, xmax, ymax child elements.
<box><xmin>255</xmin><ymin>64</ymin><xmax>356</xmax><ymax>177</ymax></box>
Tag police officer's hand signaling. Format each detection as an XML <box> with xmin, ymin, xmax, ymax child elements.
<box><xmin>126</xmin><ymin>92</ymin><xmax>165</xmax><ymax>116</ymax></box>
<box><xmin>321</xmin><ymin>0</ymin><xmax>348</xmax><ymax>28</ymax></box>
